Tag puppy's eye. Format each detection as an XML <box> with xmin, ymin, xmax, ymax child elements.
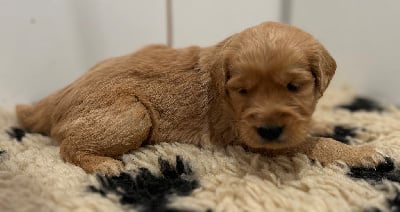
<box><xmin>238</xmin><ymin>88</ymin><xmax>248</xmax><ymax>95</ymax></box>
<box><xmin>287</xmin><ymin>83</ymin><xmax>300</xmax><ymax>92</ymax></box>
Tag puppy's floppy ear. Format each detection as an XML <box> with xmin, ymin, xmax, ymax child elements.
<box><xmin>199</xmin><ymin>33</ymin><xmax>239</xmax><ymax>98</ymax></box>
<box><xmin>199</xmin><ymin>34</ymin><xmax>236</xmax><ymax>97</ymax></box>
<box><xmin>310</xmin><ymin>45</ymin><xmax>337</xmax><ymax>99</ymax></box>
<box><xmin>218</xmin><ymin>35</ymin><xmax>237</xmax><ymax>83</ymax></box>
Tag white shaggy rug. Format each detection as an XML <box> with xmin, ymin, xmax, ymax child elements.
<box><xmin>1</xmin><ymin>87</ymin><xmax>400</xmax><ymax>212</ymax></box>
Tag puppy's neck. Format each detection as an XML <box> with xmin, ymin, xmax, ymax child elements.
<box><xmin>199</xmin><ymin>47</ymin><xmax>239</xmax><ymax>146</ymax></box>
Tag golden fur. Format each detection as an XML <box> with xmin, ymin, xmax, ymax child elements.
<box><xmin>16</xmin><ymin>22</ymin><xmax>383</xmax><ymax>175</ymax></box>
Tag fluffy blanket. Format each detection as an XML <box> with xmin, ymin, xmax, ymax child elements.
<box><xmin>1</xmin><ymin>87</ymin><xmax>400</xmax><ymax>212</ymax></box>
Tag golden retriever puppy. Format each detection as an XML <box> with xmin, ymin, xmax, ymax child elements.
<box><xmin>16</xmin><ymin>22</ymin><xmax>383</xmax><ymax>175</ymax></box>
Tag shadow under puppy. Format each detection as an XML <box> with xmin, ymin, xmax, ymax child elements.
<box><xmin>16</xmin><ymin>22</ymin><xmax>383</xmax><ymax>175</ymax></box>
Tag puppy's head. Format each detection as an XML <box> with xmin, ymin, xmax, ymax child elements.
<box><xmin>218</xmin><ymin>22</ymin><xmax>336</xmax><ymax>150</ymax></box>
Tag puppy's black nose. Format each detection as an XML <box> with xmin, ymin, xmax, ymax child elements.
<box><xmin>257</xmin><ymin>126</ymin><xmax>283</xmax><ymax>141</ymax></box>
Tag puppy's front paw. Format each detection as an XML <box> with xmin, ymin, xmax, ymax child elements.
<box><xmin>302</xmin><ymin>137</ymin><xmax>385</xmax><ymax>167</ymax></box>
<box><xmin>344</xmin><ymin>145</ymin><xmax>386</xmax><ymax>168</ymax></box>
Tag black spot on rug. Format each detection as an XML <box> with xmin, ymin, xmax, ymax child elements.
<box><xmin>6</xmin><ymin>127</ymin><xmax>26</xmax><ymax>142</ymax></box>
<box><xmin>339</xmin><ymin>97</ymin><xmax>383</xmax><ymax>112</ymax></box>
<box><xmin>320</xmin><ymin>126</ymin><xmax>358</xmax><ymax>144</ymax></box>
<box><xmin>348</xmin><ymin>157</ymin><xmax>400</xmax><ymax>184</ymax></box>
<box><xmin>88</xmin><ymin>155</ymin><xmax>199</xmax><ymax>212</ymax></box>
<box><xmin>348</xmin><ymin>157</ymin><xmax>400</xmax><ymax>212</ymax></box>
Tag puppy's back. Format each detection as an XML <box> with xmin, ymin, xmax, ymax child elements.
<box><xmin>16</xmin><ymin>44</ymin><xmax>210</xmax><ymax>144</ymax></box>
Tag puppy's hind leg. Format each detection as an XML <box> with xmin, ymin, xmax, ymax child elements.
<box><xmin>55</xmin><ymin>97</ymin><xmax>152</xmax><ymax>175</ymax></box>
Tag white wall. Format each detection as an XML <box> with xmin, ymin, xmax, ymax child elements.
<box><xmin>70</xmin><ymin>1</ymin><xmax>167</xmax><ymax>67</ymax></box>
<box><xmin>290</xmin><ymin>1</ymin><xmax>400</xmax><ymax>104</ymax></box>
<box><xmin>0</xmin><ymin>0</ymin><xmax>167</xmax><ymax>106</ymax></box>
<box><xmin>172</xmin><ymin>0</ymin><xmax>280</xmax><ymax>47</ymax></box>
<box><xmin>0</xmin><ymin>1</ymin><xmax>83</xmax><ymax>106</ymax></box>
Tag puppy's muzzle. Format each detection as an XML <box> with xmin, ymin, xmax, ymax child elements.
<box><xmin>257</xmin><ymin>125</ymin><xmax>283</xmax><ymax>141</ymax></box>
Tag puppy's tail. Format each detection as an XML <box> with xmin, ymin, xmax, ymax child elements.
<box><xmin>16</xmin><ymin>101</ymin><xmax>53</xmax><ymax>135</ymax></box>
